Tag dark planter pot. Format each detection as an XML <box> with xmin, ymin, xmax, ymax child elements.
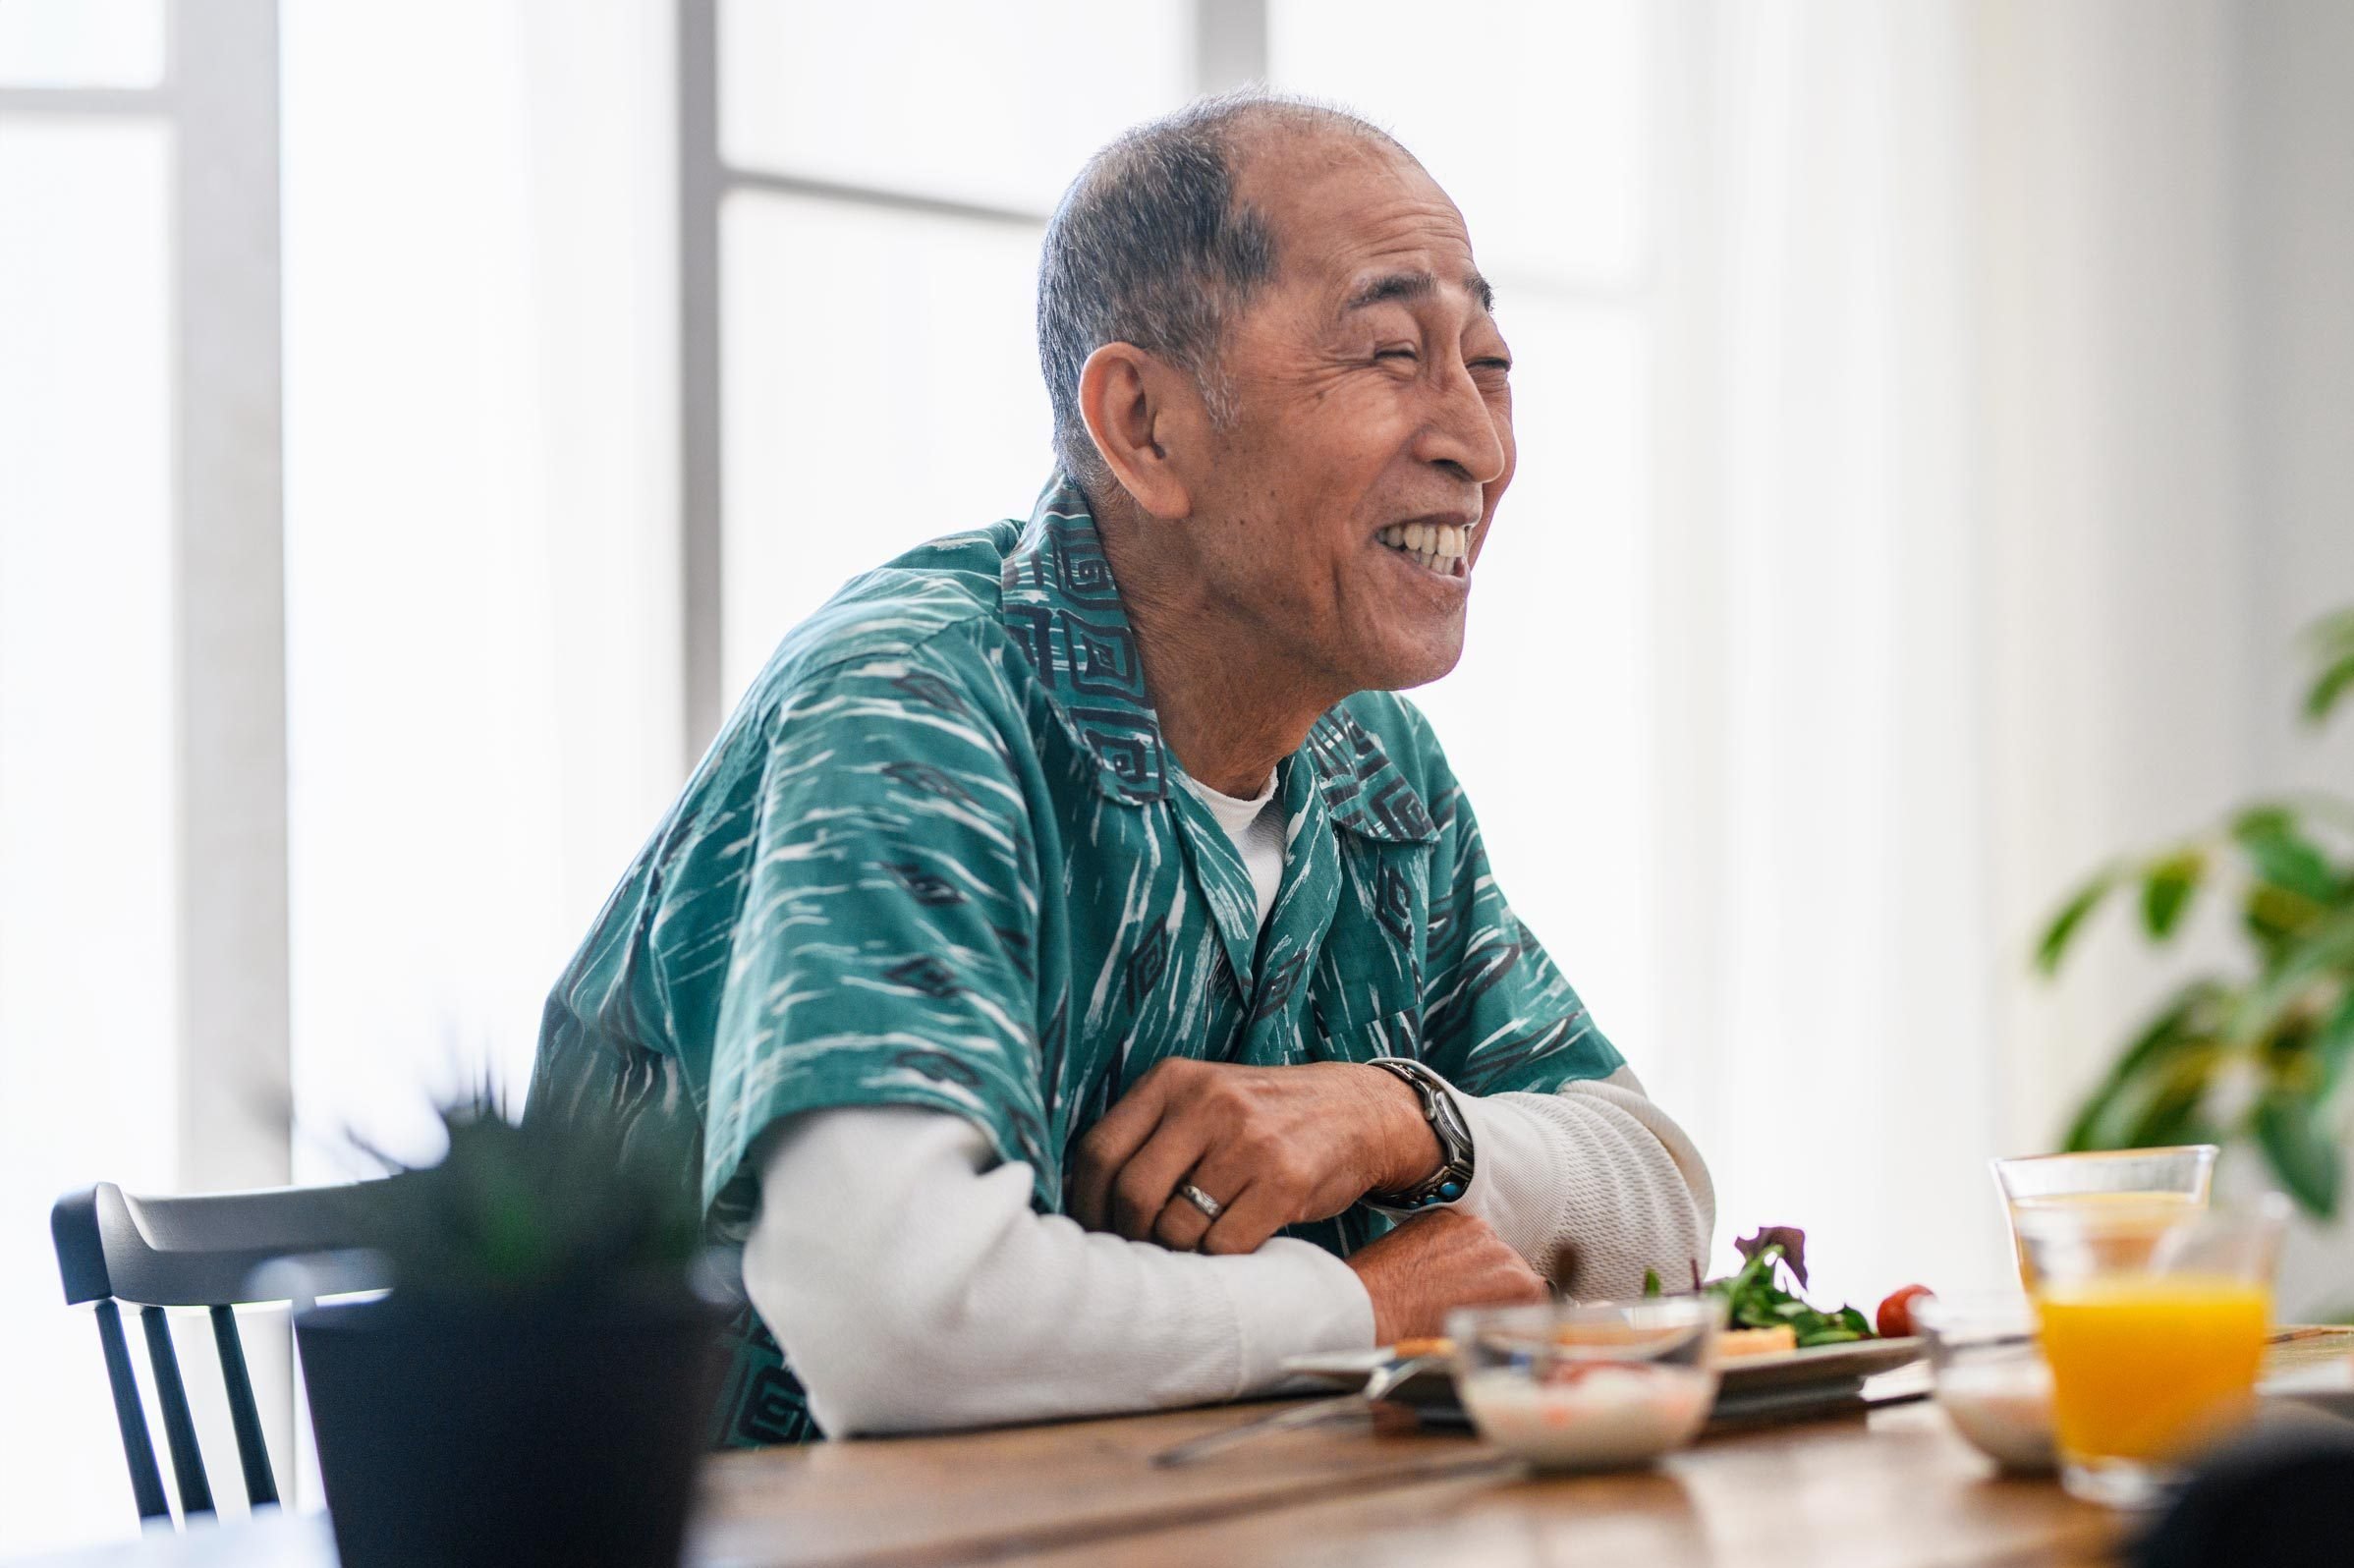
<box><xmin>296</xmin><ymin>1286</ymin><xmax>723</xmax><ymax>1568</ymax></box>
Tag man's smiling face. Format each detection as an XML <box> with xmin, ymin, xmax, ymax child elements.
<box><xmin>1177</xmin><ymin>132</ymin><xmax>1515</xmax><ymax>697</ymax></box>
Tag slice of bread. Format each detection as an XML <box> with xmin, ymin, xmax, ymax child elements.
<box><xmin>1714</xmin><ymin>1324</ymin><xmax>1800</xmax><ymax>1360</ymax></box>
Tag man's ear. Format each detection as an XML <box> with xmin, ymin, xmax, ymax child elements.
<box><xmin>1077</xmin><ymin>343</ymin><xmax>1203</xmax><ymax>521</ymax></box>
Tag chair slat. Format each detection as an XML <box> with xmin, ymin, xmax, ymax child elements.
<box><xmin>140</xmin><ymin>1306</ymin><xmax>214</xmax><ymax>1519</ymax></box>
<box><xmin>93</xmin><ymin>1302</ymin><xmax>170</xmax><ymax>1523</ymax></box>
<box><xmin>210</xmin><ymin>1305</ymin><xmax>279</xmax><ymax>1507</ymax></box>
<box><xmin>52</xmin><ymin>1174</ymin><xmax>415</xmax><ymax>1529</ymax></box>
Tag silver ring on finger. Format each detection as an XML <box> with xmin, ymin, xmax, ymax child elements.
<box><xmin>1176</xmin><ymin>1181</ymin><xmax>1224</xmax><ymax>1221</ymax></box>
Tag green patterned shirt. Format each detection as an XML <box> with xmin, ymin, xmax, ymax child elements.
<box><xmin>530</xmin><ymin>474</ymin><xmax>1622</xmax><ymax>1445</ymax></box>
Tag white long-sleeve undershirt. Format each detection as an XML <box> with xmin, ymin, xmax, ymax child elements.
<box><xmin>744</xmin><ymin>1069</ymin><xmax>1712</xmax><ymax>1437</ymax></box>
<box><xmin>740</xmin><ymin>771</ymin><xmax>1714</xmax><ymax>1437</ymax></box>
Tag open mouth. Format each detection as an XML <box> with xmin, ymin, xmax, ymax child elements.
<box><xmin>1377</xmin><ymin>520</ymin><xmax>1472</xmax><ymax>580</ymax></box>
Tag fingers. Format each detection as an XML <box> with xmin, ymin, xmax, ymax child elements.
<box><xmin>1106</xmin><ymin>1117</ymin><xmax>1212</xmax><ymax>1240</ymax></box>
<box><xmin>1341</xmin><ymin>1210</ymin><xmax>1546</xmax><ymax>1341</ymax></box>
<box><xmin>1070</xmin><ymin>1066</ymin><xmax>1177</xmax><ymax>1229</ymax></box>
<box><xmin>1181</xmin><ymin>1141</ymin><xmax>1279</xmax><ymax>1256</ymax></box>
<box><xmin>1150</xmin><ymin>1189</ymin><xmax>1215</xmax><ymax>1252</ymax></box>
<box><xmin>1198</xmin><ymin>1179</ymin><xmax>1287</xmax><ymax>1257</ymax></box>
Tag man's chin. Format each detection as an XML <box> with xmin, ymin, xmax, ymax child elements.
<box><xmin>1354</xmin><ymin>631</ymin><xmax>1467</xmax><ymax>695</ymax></box>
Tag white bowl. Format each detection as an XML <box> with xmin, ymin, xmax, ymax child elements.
<box><xmin>1447</xmin><ymin>1298</ymin><xmax>1725</xmax><ymax>1472</ymax></box>
<box><xmin>1916</xmin><ymin>1295</ymin><xmax>2057</xmax><ymax>1474</ymax></box>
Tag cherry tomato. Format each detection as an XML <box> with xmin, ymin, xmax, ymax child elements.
<box><xmin>1877</xmin><ymin>1283</ymin><xmax>1934</xmax><ymax>1339</ymax></box>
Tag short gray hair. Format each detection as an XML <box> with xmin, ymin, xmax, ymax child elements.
<box><xmin>1036</xmin><ymin>90</ymin><xmax>1401</xmax><ymax>491</ymax></box>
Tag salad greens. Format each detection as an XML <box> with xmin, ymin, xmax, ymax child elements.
<box><xmin>1701</xmin><ymin>1227</ymin><xmax>1876</xmax><ymax>1348</ymax></box>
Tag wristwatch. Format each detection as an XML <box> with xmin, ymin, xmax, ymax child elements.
<box><xmin>1365</xmin><ymin>1056</ymin><xmax>1476</xmax><ymax>1209</ymax></box>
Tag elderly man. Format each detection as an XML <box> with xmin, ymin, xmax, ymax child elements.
<box><xmin>532</xmin><ymin>92</ymin><xmax>1712</xmax><ymax>1446</ymax></box>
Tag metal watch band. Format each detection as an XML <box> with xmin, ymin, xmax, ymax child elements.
<box><xmin>1365</xmin><ymin>1055</ymin><xmax>1476</xmax><ymax>1209</ymax></box>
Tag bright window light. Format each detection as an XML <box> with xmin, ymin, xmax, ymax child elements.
<box><xmin>1268</xmin><ymin>0</ymin><xmax>1651</xmax><ymax>289</ymax></box>
<box><xmin>719</xmin><ymin>0</ymin><xmax>1189</xmax><ymax>212</ymax></box>
<box><xmin>0</xmin><ymin>117</ymin><xmax>178</xmax><ymax>1552</ymax></box>
<box><xmin>0</xmin><ymin>0</ymin><xmax>166</xmax><ymax>89</ymax></box>
<box><xmin>719</xmin><ymin>193</ymin><xmax>1054</xmax><ymax>700</ymax></box>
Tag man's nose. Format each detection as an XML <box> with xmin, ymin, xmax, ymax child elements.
<box><xmin>1413</xmin><ymin>352</ymin><xmax>1509</xmax><ymax>486</ymax></box>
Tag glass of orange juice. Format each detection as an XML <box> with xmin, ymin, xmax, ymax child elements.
<box><xmin>1992</xmin><ymin>1147</ymin><xmax>2218</xmax><ymax>1288</ymax></box>
<box><xmin>2016</xmin><ymin>1193</ymin><xmax>2286</xmax><ymax>1508</ymax></box>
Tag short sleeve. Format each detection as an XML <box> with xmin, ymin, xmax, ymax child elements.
<box><xmin>1415</xmin><ymin>739</ymin><xmax>1623</xmax><ymax>1096</ymax></box>
<box><xmin>699</xmin><ymin>649</ymin><xmax>1046</xmax><ymax>1217</ymax></box>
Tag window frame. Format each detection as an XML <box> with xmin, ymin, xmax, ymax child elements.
<box><xmin>672</xmin><ymin>0</ymin><xmax>1271</xmax><ymax>765</ymax></box>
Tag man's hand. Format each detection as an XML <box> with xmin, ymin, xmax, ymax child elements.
<box><xmin>1344</xmin><ymin>1210</ymin><xmax>1548</xmax><ymax>1343</ymax></box>
<box><xmin>1071</xmin><ymin>1058</ymin><xmax>1441</xmax><ymax>1255</ymax></box>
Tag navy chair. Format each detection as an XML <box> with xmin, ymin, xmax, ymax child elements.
<box><xmin>50</xmin><ymin>1177</ymin><xmax>413</xmax><ymax>1526</ymax></box>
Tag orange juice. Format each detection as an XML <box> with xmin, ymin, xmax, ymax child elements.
<box><xmin>2036</xmin><ymin>1275</ymin><xmax>2269</xmax><ymax>1462</ymax></box>
<box><xmin>2007</xmin><ymin>1191</ymin><xmax>2205</xmax><ymax>1287</ymax></box>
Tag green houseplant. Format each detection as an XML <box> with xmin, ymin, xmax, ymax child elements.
<box><xmin>2037</xmin><ymin>609</ymin><xmax>2354</xmax><ymax>1217</ymax></box>
<box><xmin>296</xmin><ymin>1095</ymin><xmax>722</xmax><ymax>1568</ymax></box>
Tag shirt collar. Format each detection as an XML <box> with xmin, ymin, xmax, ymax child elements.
<box><xmin>1000</xmin><ymin>473</ymin><xmax>1437</xmax><ymax>844</ymax></box>
<box><xmin>1000</xmin><ymin>473</ymin><xmax>1170</xmax><ymax>804</ymax></box>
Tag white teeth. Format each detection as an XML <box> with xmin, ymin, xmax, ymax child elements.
<box><xmin>1379</xmin><ymin>521</ymin><xmax>1472</xmax><ymax>571</ymax></box>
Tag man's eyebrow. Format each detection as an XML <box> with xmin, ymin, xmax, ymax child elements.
<box><xmin>1340</xmin><ymin>269</ymin><xmax>1497</xmax><ymax>315</ymax></box>
<box><xmin>1342</xmin><ymin>271</ymin><xmax>1434</xmax><ymax>312</ymax></box>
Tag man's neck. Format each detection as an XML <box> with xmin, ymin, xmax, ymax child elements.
<box><xmin>1093</xmin><ymin>499</ymin><xmax>1338</xmax><ymax>800</ymax></box>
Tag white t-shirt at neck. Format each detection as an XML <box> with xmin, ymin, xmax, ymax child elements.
<box><xmin>1177</xmin><ymin>770</ymin><xmax>1286</xmax><ymax>931</ymax></box>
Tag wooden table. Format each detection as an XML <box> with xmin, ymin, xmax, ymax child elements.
<box><xmin>15</xmin><ymin>1389</ymin><xmax>2139</xmax><ymax>1568</ymax></box>
<box><xmin>32</xmin><ymin>1332</ymin><xmax>2354</xmax><ymax>1568</ymax></box>
<box><xmin>694</xmin><ymin>1391</ymin><xmax>2134</xmax><ymax>1568</ymax></box>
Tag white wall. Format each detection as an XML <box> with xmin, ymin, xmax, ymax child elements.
<box><xmin>2233</xmin><ymin>0</ymin><xmax>2354</xmax><ymax>1311</ymax></box>
<box><xmin>2237</xmin><ymin>0</ymin><xmax>2354</xmax><ymax>796</ymax></box>
<box><xmin>1977</xmin><ymin>0</ymin><xmax>2255</xmax><ymax>1160</ymax></box>
<box><xmin>1980</xmin><ymin>0</ymin><xmax>2354</xmax><ymax>1314</ymax></box>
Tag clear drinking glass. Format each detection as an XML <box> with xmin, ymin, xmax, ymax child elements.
<box><xmin>2015</xmin><ymin>1194</ymin><xmax>2287</xmax><ymax>1509</ymax></box>
<box><xmin>1991</xmin><ymin>1146</ymin><xmax>2218</xmax><ymax>1288</ymax></box>
<box><xmin>1447</xmin><ymin>1297</ymin><xmax>1725</xmax><ymax>1472</ymax></box>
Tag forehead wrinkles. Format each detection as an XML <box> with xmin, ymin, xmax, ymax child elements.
<box><xmin>1236</xmin><ymin>135</ymin><xmax>1471</xmax><ymax>284</ymax></box>
<box><xmin>1335</xmin><ymin>200</ymin><xmax>1477</xmax><ymax>280</ymax></box>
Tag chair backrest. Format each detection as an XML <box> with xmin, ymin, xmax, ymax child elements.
<box><xmin>51</xmin><ymin>1176</ymin><xmax>415</xmax><ymax>1527</ymax></box>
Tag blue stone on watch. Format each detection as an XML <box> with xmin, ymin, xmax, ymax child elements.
<box><xmin>1439</xmin><ymin>1180</ymin><xmax>1464</xmax><ymax>1200</ymax></box>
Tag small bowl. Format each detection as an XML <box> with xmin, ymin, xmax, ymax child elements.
<box><xmin>1916</xmin><ymin>1294</ymin><xmax>2056</xmax><ymax>1474</ymax></box>
<box><xmin>1446</xmin><ymin>1297</ymin><xmax>1725</xmax><ymax>1472</ymax></box>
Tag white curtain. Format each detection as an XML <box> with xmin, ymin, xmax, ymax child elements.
<box><xmin>1642</xmin><ymin>0</ymin><xmax>1998</xmax><ymax>1305</ymax></box>
<box><xmin>1647</xmin><ymin>0</ymin><xmax>2354</xmax><ymax>1310</ymax></box>
<box><xmin>281</xmin><ymin>0</ymin><xmax>681</xmax><ymax>1173</ymax></box>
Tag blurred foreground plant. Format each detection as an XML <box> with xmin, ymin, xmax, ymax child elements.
<box><xmin>2037</xmin><ymin>608</ymin><xmax>2354</xmax><ymax>1216</ymax></box>
<box><xmin>360</xmin><ymin>1089</ymin><xmax>703</xmax><ymax>1298</ymax></box>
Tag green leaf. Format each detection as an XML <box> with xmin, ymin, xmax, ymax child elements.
<box><xmin>2037</xmin><ymin>865</ymin><xmax>2123</xmax><ymax>976</ymax></box>
<box><xmin>2304</xmin><ymin>605</ymin><xmax>2354</xmax><ymax>701</ymax></box>
<box><xmin>2308</xmin><ymin>653</ymin><xmax>2354</xmax><ymax>727</ymax></box>
<box><xmin>2308</xmin><ymin>606</ymin><xmax>2354</xmax><ymax>647</ymax></box>
<box><xmin>2232</xmin><ymin>812</ymin><xmax>2344</xmax><ymax>908</ymax></box>
<box><xmin>2062</xmin><ymin>981</ymin><xmax>2224</xmax><ymax>1150</ymax></box>
<box><xmin>2234</xmin><ymin>804</ymin><xmax>2302</xmax><ymax>841</ymax></box>
<box><xmin>1643</xmin><ymin>1267</ymin><xmax>1663</xmax><ymax>1299</ymax></box>
<box><xmin>2229</xmin><ymin>908</ymin><xmax>2354</xmax><ymax>1047</ymax></box>
<box><xmin>2253</xmin><ymin>1091</ymin><xmax>2342</xmax><ymax>1218</ymax></box>
<box><xmin>2141</xmin><ymin>849</ymin><xmax>2206</xmax><ymax>939</ymax></box>
<box><xmin>2117</xmin><ymin>1046</ymin><xmax>2225</xmax><ymax>1149</ymax></box>
<box><xmin>2317</xmin><ymin>990</ymin><xmax>2354</xmax><ymax>1094</ymax></box>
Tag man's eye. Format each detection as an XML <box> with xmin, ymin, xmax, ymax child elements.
<box><xmin>1472</xmin><ymin>357</ymin><xmax>1513</xmax><ymax>374</ymax></box>
<box><xmin>1374</xmin><ymin>347</ymin><xmax>1419</xmax><ymax>364</ymax></box>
